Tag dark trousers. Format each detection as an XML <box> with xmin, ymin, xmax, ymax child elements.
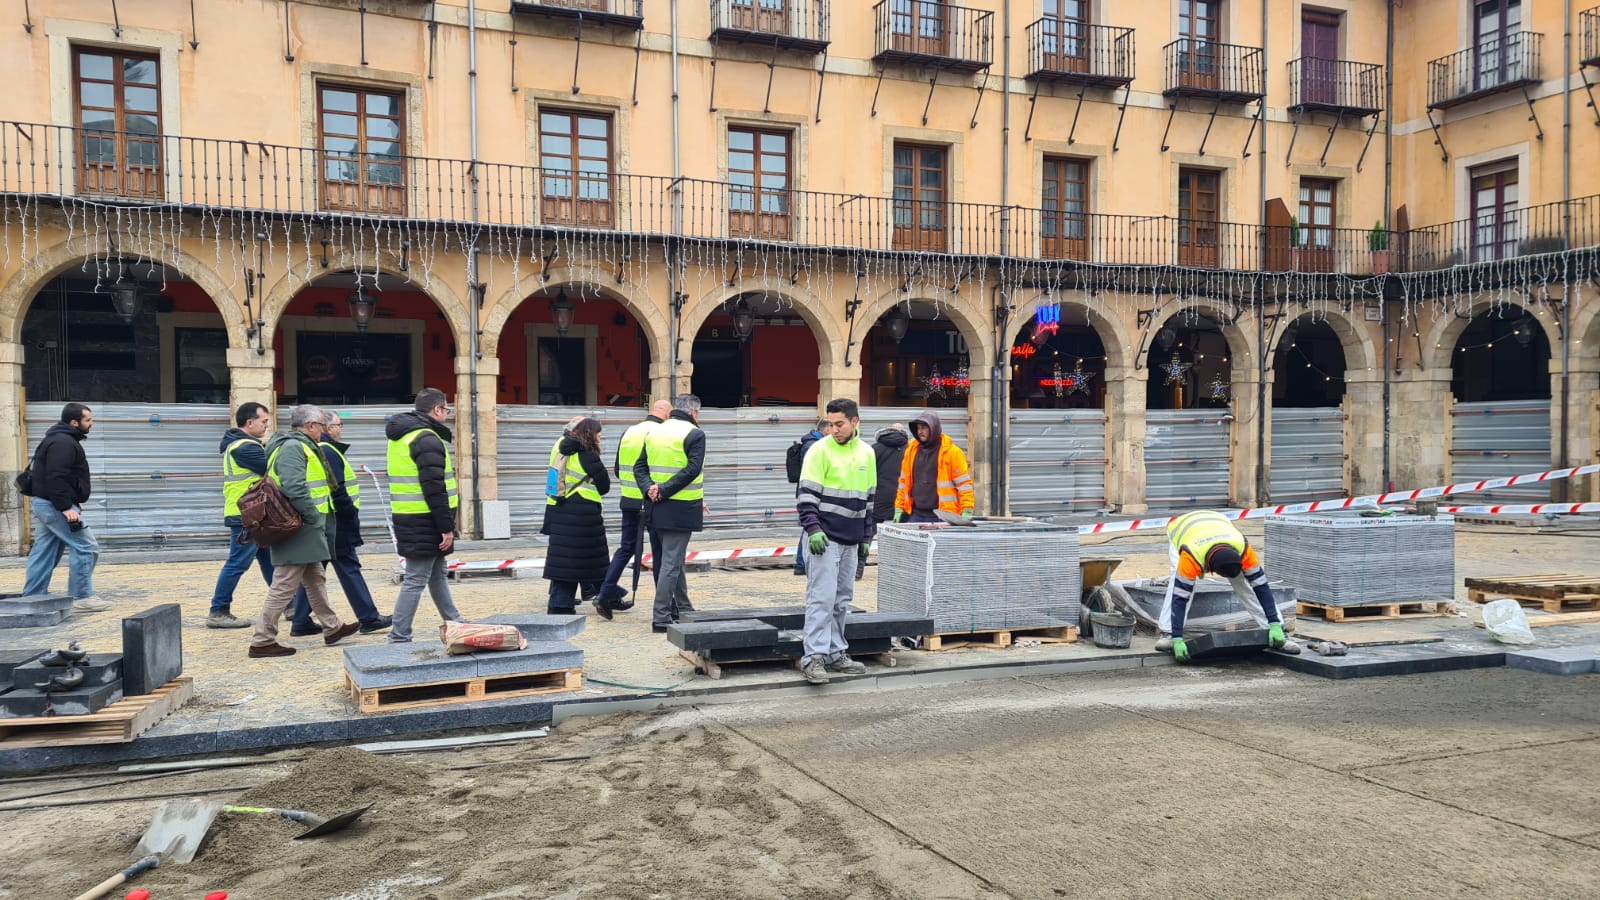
<box><xmin>599</xmin><ymin>507</ymin><xmax>660</xmax><ymax>599</ymax></box>
<box><xmin>548</xmin><ymin>579</ymin><xmax>599</xmax><ymax>613</ymax></box>
<box><xmin>292</xmin><ymin>534</ymin><xmax>382</xmax><ymax>629</ymax></box>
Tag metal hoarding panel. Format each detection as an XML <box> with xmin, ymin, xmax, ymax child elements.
<box><xmin>1268</xmin><ymin>407</ymin><xmax>1346</xmax><ymax>504</ymax></box>
<box><xmin>1006</xmin><ymin>409</ymin><xmax>1108</xmax><ymax>516</ymax></box>
<box><xmin>1143</xmin><ymin>408</ymin><xmax>1232</xmax><ymax>511</ymax></box>
<box><xmin>1449</xmin><ymin>400</ymin><xmax>1552</xmax><ymax>502</ymax></box>
<box><xmin>495</xmin><ymin>405</ymin><xmax>639</xmax><ymax>533</ymax></box>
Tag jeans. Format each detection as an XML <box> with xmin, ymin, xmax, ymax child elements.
<box><xmin>547</xmin><ymin>580</ymin><xmax>598</xmax><ymax>614</ymax></box>
<box><xmin>210</xmin><ymin>524</ymin><xmax>274</xmax><ymax>614</ymax></box>
<box><xmin>794</xmin><ymin>528</ymin><xmax>808</xmax><ymax>571</ymax></box>
<box><xmin>908</xmin><ymin>512</ymin><xmax>940</xmax><ymax>524</ymax></box>
<box><xmin>651</xmin><ymin>529</ymin><xmax>696</xmax><ymax>627</ymax></box>
<box><xmin>598</xmin><ymin>507</ymin><xmax>660</xmax><ymax>600</ymax></box>
<box><xmin>390</xmin><ymin>555</ymin><xmax>461</xmax><ymax>643</ymax></box>
<box><xmin>802</xmin><ymin>540</ymin><xmax>855</xmax><ymax>666</ymax></box>
<box><xmin>23</xmin><ymin>498</ymin><xmax>99</xmax><ymax>598</ymax></box>
<box><xmin>291</xmin><ymin>534</ymin><xmax>382</xmax><ymax>629</ymax></box>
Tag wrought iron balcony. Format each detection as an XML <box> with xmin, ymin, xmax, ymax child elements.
<box><xmin>1162</xmin><ymin>39</ymin><xmax>1264</xmax><ymax>103</ymax></box>
<box><xmin>510</xmin><ymin>0</ymin><xmax>644</xmax><ymax>30</ymax></box>
<box><xmin>1403</xmin><ymin>195</ymin><xmax>1596</xmax><ymax>269</ymax></box>
<box><xmin>1426</xmin><ymin>31</ymin><xmax>1542</xmax><ymax>109</ymax></box>
<box><xmin>872</xmin><ymin>1</ymin><xmax>993</xmax><ymax>73</ymax></box>
<box><xmin>1025</xmin><ymin>20</ymin><xmax>1134</xmax><ymax>87</ymax></box>
<box><xmin>1583</xmin><ymin>7</ymin><xmax>1600</xmax><ymax>68</ymax></box>
<box><xmin>1287</xmin><ymin>58</ymin><xmax>1383</xmax><ymax>116</ymax></box>
<box><xmin>710</xmin><ymin>0</ymin><xmax>829</xmax><ymax>53</ymax></box>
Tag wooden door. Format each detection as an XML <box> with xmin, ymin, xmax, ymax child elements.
<box><xmin>893</xmin><ymin>143</ymin><xmax>947</xmax><ymax>252</ymax></box>
<box><xmin>1470</xmin><ymin>161</ymin><xmax>1519</xmax><ymax>262</ymax></box>
<box><xmin>1300</xmin><ymin>11</ymin><xmax>1340</xmax><ymax>105</ymax></box>
<box><xmin>1041</xmin><ymin>157</ymin><xmax>1089</xmax><ymax>260</ymax></box>
<box><xmin>727</xmin><ymin>128</ymin><xmax>791</xmax><ymax>240</ymax></box>
<box><xmin>1042</xmin><ymin>0</ymin><xmax>1088</xmax><ymax>74</ymax></box>
<box><xmin>892</xmin><ymin>1</ymin><xmax>947</xmax><ymax>58</ymax></box>
<box><xmin>539</xmin><ymin>110</ymin><xmax>614</xmax><ymax>228</ymax></box>
<box><xmin>1177</xmin><ymin>168</ymin><xmax>1220</xmax><ymax>268</ymax></box>
<box><xmin>732</xmin><ymin>0</ymin><xmax>789</xmax><ymax>34</ymax></box>
<box><xmin>73</xmin><ymin>49</ymin><xmax>163</xmax><ymax>200</ymax></box>
<box><xmin>1178</xmin><ymin>0</ymin><xmax>1221</xmax><ymax>90</ymax></box>
<box><xmin>1475</xmin><ymin>0</ymin><xmax>1523</xmax><ymax>89</ymax></box>
<box><xmin>1296</xmin><ymin>178</ymin><xmax>1337</xmax><ymax>272</ymax></box>
<box><xmin>319</xmin><ymin>86</ymin><xmax>407</xmax><ymax>216</ymax></box>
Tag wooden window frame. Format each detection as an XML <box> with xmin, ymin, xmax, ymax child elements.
<box><xmin>1041</xmin><ymin>155</ymin><xmax>1089</xmax><ymax>261</ymax></box>
<box><xmin>1296</xmin><ymin>177</ymin><xmax>1338</xmax><ymax>272</ymax></box>
<box><xmin>1041</xmin><ymin>0</ymin><xmax>1090</xmax><ymax>73</ymax></box>
<box><xmin>1469</xmin><ymin>159</ymin><xmax>1519</xmax><ymax>262</ymax></box>
<box><xmin>72</xmin><ymin>46</ymin><xmax>164</xmax><ymax>200</ymax></box>
<box><xmin>730</xmin><ymin>0</ymin><xmax>791</xmax><ymax>35</ymax></box>
<box><xmin>890</xmin><ymin>0</ymin><xmax>949</xmax><ymax>57</ymax></box>
<box><xmin>539</xmin><ymin>108</ymin><xmax>616</xmax><ymax>229</ymax></box>
<box><xmin>1474</xmin><ymin>0</ymin><xmax>1523</xmax><ymax>88</ymax></box>
<box><xmin>892</xmin><ymin>141</ymin><xmax>948</xmax><ymax>252</ymax></box>
<box><xmin>1177</xmin><ymin>167</ymin><xmax>1221</xmax><ymax>268</ymax></box>
<box><xmin>1177</xmin><ymin>0</ymin><xmax>1223</xmax><ymax>90</ymax></box>
<box><xmin>727</xmin><ymin>126</ymin><xmax>793</xmax><ymax>240</ymax></box>
<box><xmin>317</xmin><ymin>83</ymin><xmax>408</xmax><ymax>216</ymax></box>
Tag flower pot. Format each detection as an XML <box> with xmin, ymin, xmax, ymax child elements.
<box><xmin>1371</xmin><ymin>250</ymin><xmax>1391</xmax><ymax>274</ymax></box>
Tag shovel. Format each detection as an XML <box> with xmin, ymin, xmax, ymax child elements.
<box><xmin>223</xmin><ymin>802</ymin><xmax>374</xmax><ymax>839</ymax></box>
<box><xmin>73</xmin><ymin>799</ymin><xmax>224</xmax><ymax>900</ymax></box>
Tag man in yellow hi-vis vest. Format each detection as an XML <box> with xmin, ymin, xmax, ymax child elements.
<box><xmin>593</xmin><ymin>398</ymin><xmax>671</xmax><ymax>618</ymax></box>
<box><xmin>1157</xmin><ymin>510</ymin><xmax>1298</xmax><ymax>662</ymax></box>
<box><xmin>207</xmin><ymin>401</ymin><xmax>274</xmax><ymax>629</ymax></box>
<box><xmin>633</xmin><ymin>394</ymin><xmax>706</xmax><ymax>632</ymax></box>
<box><xmin>249</xmin><ymin>405</ymin><xmax>361</xmax><ymax>658</ymax></box>
<box><xmin>385</xmin><ymin>388</ymin><xmax>463</xmax><ymax>643</ymax></box>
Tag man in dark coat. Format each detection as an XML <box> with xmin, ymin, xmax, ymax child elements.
<box><xmin>22</xmin><ymin>402</ymin><xmax>104</xmax><ymax>610</ymax></box>
<box><xmin>635</xmin><ymin>394</ymin><xmax>706</xmax><ymax>633</ymax></box>
<box><xmin>385</xmin><ymin>388</ymin><xmax>463</xmax><ymax>643</ymax></box>
<box><xmin>791</xmin><ymin>420</ymin><xmax>826</xmax><ymax>577</ymax></box>
<box><xmin>861</xmin><ymin>423</ymin><xmax>908</xmax><ymax>580</ymax></box>
<box><xmin>207</xmin><ymin>401</ymin><xmax>273</xmax><ymax>628</ymax></box>
<box><xmin>289</xmin><ymin>409</ymin><xmax>392</xmax><ymax>636</ymax></box>
<box><xmin>541</xmin><ymin>416</ymin><xmax>611</xmax><ymax>614</ymax></box>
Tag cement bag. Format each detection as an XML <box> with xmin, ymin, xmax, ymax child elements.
<box><xmin>1481</xmin><ymin>599</ymin><xmax>1535</xmax><ymax>646</ymax></box>
<box><xmin>440</xmin><ymin>621</ymin><xmax>528</xmax><ymax>654</ymax></box>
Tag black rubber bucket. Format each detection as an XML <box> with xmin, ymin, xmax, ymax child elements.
<box><xmin>1089</xmin><ymin>612</ymin><xmax>1135</xmax><ymax>649</ymax></box>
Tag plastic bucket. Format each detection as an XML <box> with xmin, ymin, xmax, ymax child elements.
<box><xmin>1088</xmin><ymin>612</ymin><xmax>1135</xmax><ymax>649</ymax></box>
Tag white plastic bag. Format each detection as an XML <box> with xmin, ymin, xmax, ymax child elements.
<box><xmin>1482</xmin><ymin>599</ymin><xmax>1536</xmax><ymax>646</ymax></box>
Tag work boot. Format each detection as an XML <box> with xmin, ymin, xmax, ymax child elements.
<box><xmin>359</xmin><ymin>614</ymin><xmax>393</xmax><ymax>634</ymax></box>
<box><xmin>324</xmin><ymin>622</ymin><xmax>361</xmax><ymax>646</ymax></box>
<box><xmin>801</xmin><ymin>658</ymin><xmax>829</xmax><ymax>685</ymax></box>
<box><xmin>826</xmin><ymin>655</ymin><xmax>867</xmax><ymax>675</ymax></box>
<box><xmin>207</xmin><ymin>611</ymin><xmax>251</xmax><ymax>629</ymax></box>
<box><xmin>249</xmin><ymin>643</ymin><xmax>297</xmax><ymax>658</ymax></box>
<box><xmin>1155</xmin><ymin>633</ymin><xmax>1174</xmax><ymax>652</ymax></box>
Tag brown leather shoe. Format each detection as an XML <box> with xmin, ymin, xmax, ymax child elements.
<box><xmin>249</xmin><ymin>643</ymin><xmax>297</xmax><ymax>658</ymax></box>
<box><xmin>324</xmin><ymin>622</ymin><xmax>361</xmax><ymax>646</ymax></box>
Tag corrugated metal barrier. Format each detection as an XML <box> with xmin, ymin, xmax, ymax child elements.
<box><xmin>1268</xmin><ymin>407</ymin><xmax>1346</xmax><ymax>504</ymax></box>
<box><xmin>280</xmin><ymin>405</ymin><xmax>411</xmax><ymax>545</ymax></box>
<box><xmin>1006</xmin><ymin>409</ymin><xmax>1107</xmax><ymax>517</ymax></box>
<box><xmin>1450</xmin><ymin>399</ymin><xmax>1552</xmax><ymax>502</ymax></box>
<box><xmin>1144</xmin><ymin>408</ymin><xmax>1233</xmax><ymax>511</ymax></box>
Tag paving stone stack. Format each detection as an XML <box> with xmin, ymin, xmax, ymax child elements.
<box><xmin>669</xmin><ymin>609</ymin><xmax>934</xmax><ymax>664</ymax></box>
<box><xmin>1265</xmin><ymin>514</ymin><xmax>1455</xmax><ymax>607</ymax></box>
<box><xmin>876</xmin><ymin>521</ymin><xmax>1081</xmax><ymax>633</ymax></box>
<box><xmin>0</xmin><ymin>592</ymin><xmax>75</xmax><ymax>628</ymax></box>
<box><xmin>343</xmin><ymin>617</ymin><xmax>586</xmax><ymax>698</ymax></box>
<box><xmin>1118</xmin><ymin>579</ymin><xmax>1298</xmax><ymax>635</ymax></box>
<box><xmin>0</xmin><ymin>648</ymin><xmax>125</xmax><ymax>717</ymax></box>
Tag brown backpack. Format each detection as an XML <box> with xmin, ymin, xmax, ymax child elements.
<box><xmin>237</xmin><ymin>477</ymin><xmax>303</xmax><ymax>548</ymax></box>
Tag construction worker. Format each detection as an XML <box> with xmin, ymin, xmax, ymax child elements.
<box><xmin>207</xmin><ymin>401</ymin><xmax>273</xmax><ymax>628</ymax></box>
<box><xmin>635</xmin><ymin>393</ymin><xmax>705</xmax><ymax>633</ymax></box>
<box><xmin>1156</xmin><ymin>510</ymin><xmax>1297</xmax><ymax>662</ymax></box>
<box><xmin>894</xmin><ymin>410</ymin><xmax>974</xmax><ymax>523</ymax></box>
<box><xmin>593</xmin><ymin>399</ymin><xmax>671</xmax><ymax>618</ymax></box>
<box><xmin>796</xmin><ymin>398</ymin><xmax>877</xmax><ymax>685</ymax></box>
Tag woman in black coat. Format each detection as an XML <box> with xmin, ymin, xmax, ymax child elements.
<box><xmin>541</xmin><ymin>417</ymin><xmax>611</xmax><ymax>614</ymax></box>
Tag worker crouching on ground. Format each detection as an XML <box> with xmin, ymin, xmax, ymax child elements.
<box><xmin>542</xmin><ymin>416</ymin><xmax>611</xmax><ymax>615</ymax></box>
<box><xmin>1157</xmin><ymin>510</ymin><xmax>1299</xmax><ymax>662</ymax></box>
<box><xmin>894</xmin><ymin>410</ymin><xmax>974</xmax><ymax>523</ymax></box>
<box><xmin>796</xmin><ymin>398</ymin><xmax>877</xmax><ymax>685</ymax></box>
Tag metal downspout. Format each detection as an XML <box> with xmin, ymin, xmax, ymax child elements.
<box><xmin>1559</xmin><ymin>0</ymin><xmax>1573</xmax><ymax>498</ymax></box>
<box><xmin>1255</xmin><ymin>0</ymin><xmax>1269</xmax><ymax>506</ymax></box>
<box><xmin>668</xmin><ymin>0</ymin><xmax>683</xmax><ymax>394</ymax></box>
<box><xmin>993</xmin><ymin>0</ymin><xmax>1011</xmax><ymax>515</ymax></box>
<box><xmin>1382</xmin><ymin>0</ymin><xmax>1395</xmax><ymax>490</ymax></box>
<box><xmin>467</xmin><ymin>0</ymin><xmax>483</xmax><ymax>536</ymax></box>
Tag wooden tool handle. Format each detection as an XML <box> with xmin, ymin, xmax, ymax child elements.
<box><xmin>71</xmin><ymin>855</ymin><xmax>158</xmax><ymax>900</ymax></box>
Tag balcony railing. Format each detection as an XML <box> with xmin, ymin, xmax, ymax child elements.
<box><xmin>510</xmin><ymin>0</ymin><xmax>644</xmax><ymax>29</ymax></box>
<box><xmin>872</xmin><ymin>1</ymin><xmax>993</xmax><ymax>73</ymax></box>
<box><xmin>1583</xmin><ymin>7</ymin><xmax>1600</xmax><ymax>67</ymax></box>
<box><xmin>1162</xmin><ymin>39</ymin><xmax>1264</xmax><ymax>102</ymax></box>
<box><xmin>710</xmin><ymin>0</ymin><xmax>829</xmax><ymax>52</ymax></box>
<box><xmin>1287</xmin><ymin>58</ymin><xmax>1383</xmax><ymax>115</ymax></box>
<box><xmin>3</xmin><ymin>122</ymin><xmax>1598</xmax><ymax>278</ymax></box>
<box><xmin>1426</xmin><ymin>31</ymin><xmax>1543</xmax><ymax>109</ymax></box>
<box><xmin>1025</xmin><ymin>20</ymin><xmax>1134</xmax><ymax>87</ymax></box>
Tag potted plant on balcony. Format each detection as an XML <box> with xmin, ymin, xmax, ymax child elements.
<box><xmin>1369</xmin><ymin>220</ymin><xmax>1391</xmax><ymax>274</ymax></box>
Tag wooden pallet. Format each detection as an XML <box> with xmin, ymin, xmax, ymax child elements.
<box><xmin>0</xmin><ymin>677</ymin><xmax>195</xmax><ymax>749</ymax></box>
<box><xmin>921</xmin><ymin>625</ymin><xmax>1079</xmax><ymax>652</ymax></box>
<box><xmin>678</xmin><ymin>649</ymin><xmax>896</xmax><ymax>681</ymax></box>
<box><xmin>1464</xmin><ymin>574</ymin><xmax>1600</xmax><ymax>612</ymax></box>
<box><xmin>1295</xmin><ymin>600</ymin><xmax>1449</xmax><ymax>623</ymax></box>
<box><xmin>344</xmin><ymin>668</ymin><xmax>582</xmax><ymax>713</ymax></box>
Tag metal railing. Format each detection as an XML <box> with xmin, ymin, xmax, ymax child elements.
<box><xmin>710</xmin><ymin>0</ymin><xmax>829</xmax><ymax>46</ymax></box>
<box><xmin>1583</xmin><ymin>7</ymin><xmax>1600</xmax><ymax>66</ymax></box>
<box><xmin>1025</xmin><ymin>19</ymin><xmax>1134</xmax><ymax>84</ymax></box>
<box><xmin>1162</xmin><ymin>38</ymin><xmax>1264</xmax><ymax>99</ymax></box>
<box><xmin>3</xmin><ymin>122</ymin><xmax>1598</xmax><ymax>276</ymax></box>
<box><xmin>872</xmin><ymin>0</ymin><xmax>993</xmax><ymax>70</ymax></box>
<box><xmin>1426</xmin><ymin>31</ymin><xmax>1543</xmax><ymax>109</ymax></box>
<box><xmin>513</xmin><ymin>0</ymin><xmax>643</xmax><ymax>17</ymax></box>
<box><xmin>1287</xmin><ymin>57</ymin><xmax>1383</xmax><ymax>112</ymax></box>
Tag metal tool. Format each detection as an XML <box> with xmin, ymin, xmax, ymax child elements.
<box><xmin>934</xmin><ymin>509</ymin><xmax>976</xmax><ymax>527</ymax></box>
<box><xmin>224</xmin><ymin>802</ymin><xmax>374</xmax><ymax>839</ymax></box>
<box><xmin>75</xmin><ymin>799</ymin><xmax>223</xmax><ymax>900</ymax></box>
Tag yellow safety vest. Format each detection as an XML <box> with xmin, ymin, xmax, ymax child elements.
<box><xmin>644</xmin><ymin>416</ymin><xmax>704</xmax><ymax>502</ymax></box>
<box><xmin>1165</xmin><ymin>510</ymin><xmax>1246</xmax><ymax>569</ymax></box>
<box><xmin>267</xmin><ymin>440</ymin><xmax>333</xmax><ymax>514</ymax></box>
<box><xmin>387</xmin><ymin>429</ymin><xmax>459</xmax><ymax>515</ymax></box>
<box><xmin>323</xmin><ymin>442</ymin><xmax>360</xmax><ymax>510</ymax></box>
<box><xmin>547</xmin><ymin>441</ymin><xmax>602</xmax><ymax>505</ymax></box>
<box><xmin>222</xmin><ymin>437</ymin><xmax>264</xmax><ymax>518</ymax></box>
<box><xmin>616</xmin><ymin>418</ymin><xmax>658</xmax><ymax>501</ymax></box>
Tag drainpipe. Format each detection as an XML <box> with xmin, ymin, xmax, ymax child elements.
<box><xmin>1381</xmin><ymin>0</ymin><xmax>1395</xmax><ymax>490</ymax></box>
<box><xmin>992</xmin><ymin>0</ymin><xmax>1011</xmax><ymax>515</ymax></box>
<box><xmin>466</xmin><ymin>0</ymin><xmax>483</xmax><ymax>536</ymax></box>
<box><xmin>1255</xmin><ymin>0</ymin><xmax>1269</xmax><ymax>505</ymax></box>
<box><xmin>1558</xmin><ymin>0</ymin><xmax>1573</xmax><ymax>498</ymax></box>
<box><xmin>667</xmin><ymin>0</ymin><xmax>683</xmax><ymax>393</ymax></box>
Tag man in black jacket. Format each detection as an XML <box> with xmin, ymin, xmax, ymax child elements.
<box><xmin>385</xmin><ymin>388</ymin><xmax>463</xmax><ymax>643</ymax></box>
<box><xmin>206</xmin><ymin>401</ymin><xmax>274</xmax><ymax>628</ymax></box>
<box><xmin>863</xmin><ymin>423</ymin><xmax>908</xmax><ymax>580</ymax></box>
<box><xmin>22</xmin><ymin>403</ymin><xmax>105</xmax><ymax>610</ymax></box>
<box><xmin>635</xmin><ymin>394</ymin><xmax>705</xmax><ymax>633</ymax></box>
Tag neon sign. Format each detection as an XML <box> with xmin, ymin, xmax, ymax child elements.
<box><xmin>1010</xmin><ymin>344</ymin><xmax>1037</xmax><ymax>358</ymax></box>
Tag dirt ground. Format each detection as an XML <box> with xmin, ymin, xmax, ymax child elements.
<box><xmin>5</xmin><ymin>662</ymin><xmax>1600</xmax><ymax>899</ymax></box>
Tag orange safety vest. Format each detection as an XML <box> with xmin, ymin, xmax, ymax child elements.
<box><xmin>895</xmin><ymin>433</ymin><xmax>974</xmax><ymax>516</ymax></box>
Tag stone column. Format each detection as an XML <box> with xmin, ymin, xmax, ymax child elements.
<box><xmin>1229</xmin><ymin>368</ymin><xmax>1266</xmax><ymax>509</ymax></box>
<box><xmin>964</xmin><ymin>362</ymin><xmax>998</xmax><ymax>516</ymax></box>
<box><xmin>651</xmin><ymin>361</ymin><xmax>693</xmax><ymax>400</ymax></box>
<box><xmin>815</xmin><ymin>362</ymin><xmax>864</xmax><ymax>413</ymax></box>
<box><xmin>1343</xmin><ymin>372</ymin><xmax>1386</xmax><ymax>496</ymax></box>
<box><xmin>227</xmin><ymin>348</ymin><xmax>278</xmax><ymax>420</ymax></box>
<box><xmin>454</xmin><ymin>355</ymin><xmax>500</xmax><ymax>538</ymax></box>
<box><xmin>0</xmin><ymin>342</ymin><xmax>27</xmax><ymax>555</ymax></box>
<box><xmin>1555</xmin><ymin>358</ymin><xmax>1600</xmax><ymax>502</ymax></box>
<box><xmin>1389</xmin><ymin>370</ymin><xmax>1454</xmax><ymax>493</ymax></box>
<box><xmin>1102</xmin><ymin>365</ymin><xmax>1147</xmax><ymax>514</ymax></box>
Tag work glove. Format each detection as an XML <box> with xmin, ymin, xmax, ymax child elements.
<box><xmin>961</xmin><ymin>508</ymin><xmax>974</xmax><ymax>520</ymax></box>
<box><xmin>1268</xmin><ymin>622</ymin><xmax>1287</xmax><ymax>650</ymax></box>
<box><xmin>807</xmin><ymin>532</ymin><xmax>829</xmax><ymax>555</ymax></box>
<box><xmin>1172</xmin><ymin>637</ymin><xmax>1191</xmax><ymax>663</ymax></box>
<box><xmin>893</xmin><ymin>510</ymin><xmax>906</xmax><ymax>523</ymax></box>
<box><xmin>857</xmin><ymin>543</ymin><xmax>870</xmax><ymax>561</ymax></box>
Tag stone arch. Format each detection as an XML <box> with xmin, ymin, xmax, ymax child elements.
<box><xmin>1143</xmin><ymin>300</ymin><xmax>1256</xmax><ymax>369</ymax></box>
<box><xmin>0</xmin><ymin>236</ymin><xmax>246</xmax><ymax>345</ymax></box>
<box><xmin>679</xmin><ymin>277</ymin><xmax>848</xmax><ymax>369</ymax></box>
<box><xmin>258</xmin><ymin>252</ymin><xmax>469</xmax><ymax>349</ymax></box>
<box><xmin>854</xmin><ymin>285</ymin><xmax>995</xmax><ymax>368</ymax></box>
<box><xmin>1269</xmin><ymin>305</ymin><xmax>1378</xmax><ymax>373</ymax></box>
<box><xmin>1000</xmin><ymin>290</ymin><xmax>1136</xmax><ymax>371</ymax></box>
<box><xmin>1422</xmin><ymin>297</ymin><xmax>1559</xmax><ymax>372</ymax></box>
<box><xmin>480</xmin><ymin>275</ymin><xmax>667</xmax><ymax>362</ymax></box>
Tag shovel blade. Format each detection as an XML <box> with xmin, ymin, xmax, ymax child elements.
<box><xmin>136</xmin><ymin>799</ymin><xmax>224</xmax><ymax>865</ymax></box>
<box><xmin>293</xmin><ymin>802</ymin><xmax>373</xmax><ymax>839</ymax></box>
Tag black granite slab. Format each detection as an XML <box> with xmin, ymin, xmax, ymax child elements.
<box><xmin>695</xmin><ymin>635</ymin><xmax>895</xmax><ymax>663</ymax></box>
<box><xmin>843</xmin><ymin>613</ymin><xmax>936</xmax><ymax>640</ymax></box>
<box><xmin>1266</xmin><ymin>641</ymin><xmax>1506</xmax><ymax>680</ymax></box>
<box><xmin>121</xmin><ymin>604</ymin><xmax>183</xmax><ymax>695</ymax></box>
<box><xmin>667</xmin><ymin>620</ymin><xmax>780</xmax><ymax>651</ymax></box>
<box><xmin>0</xmin><ymin>648</ymin><xmax>48</xmax><ymax>682</ymax></box>
<box><xmin>0</xmin><ymin>681</ymin><xmax>122</xmax><ymax>717</ymax></box>
<box><xmin>679</xmin><ymin>605</ymin><xmax>865</xmax><ymax>630</ymax></box>
<box><xmin>1184</xmin><ymin>628</ymin><xmax>1270</xmax><ymax>660</ymax></box>
<box><xmin>14</xmin><ymin>653</ymin><xmax>122</xmax><ymax>690</ymax></box>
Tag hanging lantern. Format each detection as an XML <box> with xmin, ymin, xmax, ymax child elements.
<box><xmin>1156</xmin><ymin>327</ymin><xmax>1177</xmax><ymax>350</ymax></box>
<box><xmin>1513</xmin><ymin>315</ymin><xmax>1535</xmax><ymax>347</ymax></box>
<box><xmin>109</xmin><ymin>279</ymin><xmax>143</xmax><ymax>324</ymax></box>
<box><xmin>732</xmin><ymin>298</ymin><xmax>755</xmax><ymax>340</ymax></box>
<box><xmin>549</xmin><ymin>289</ymin><xmax>576</xmax><ymax>337</ymax></box>
<box><xmin>884</xmin><ymin>307</ymin><xmax>910</xmax><ymax>343</ymax></box>
<box><xmin>346</xmin><ymin>287</ymin><xmax>376</xmax><ymax>334</ymax></box>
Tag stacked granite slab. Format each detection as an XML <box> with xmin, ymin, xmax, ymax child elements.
<box><xmin>877</xmin><ymin>521</ymin><xmax>1081</xmax><ymax>634</ymax></box>
<box><xmin>0</xmin><ymin>651</ymin><xmax>125</xmax><ymax>717</ymax></box>
<box><xmin>669</xmin><ymin>609</ymin><xmax>934</xmax><ymax>664</ymax></box>
<box><xmin>1265</xmin><ymin>514</ymin><xmax>1455</xmax><ymax>607</ymax></box>
<box><xmin>343</xmin><ymin>636</ymin><xmax>584</xmax><ymax>693</ymax></box>
<box><xmin>0</xmin><ymin>649</ymin><xmax>48</xmax><ymax>696</ymax></box>
<box><xmin>1119</xmin><ymin>580</ymin><xmax>1298</xmax><ymax>635</ymax></box>
<box><xmin>0</xmin><ymin>592</ymin><xmax>75</xmax><ymax>628</ymax></box>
